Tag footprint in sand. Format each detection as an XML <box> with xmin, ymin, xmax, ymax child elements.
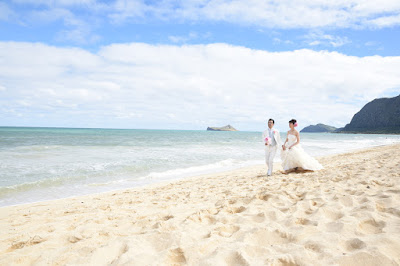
<box><xmin>322</xmin><ymin>207</ymin><xmax>344</xmax><ymax>221</ymax></box>
<box><xmin>325</xmin><ymin>222</ymin><xmax>344</xmax><ymax>233</ymax></box>
<box><xmin>376</xmin><ymin>201</ymin><xmax>400</xmax><ymax>218</ymax></box>
<box><xmin>207</xmin><ymin>208</ymin><xmax>220</xmax><ymax>215</ymax></box>
<box><xmin>244</xmin><ymin>228</ymin><xmax>295</xmax><ymax>246</ymax></box>
<box><xmin>224</xmin><ymin>251</ymin><xmax>249</xmax><ymax>266</ymax></box>
<box><xmin>215</xmin><ymin>225</ymin><xmax>240</xmax><ymax>237</ymax></box>
<box><xmin>165</xmin><ymin>247</ymin><xmax>187</xmax><ymax>265</ymax></box>
<box><xmin>256</xmin><ymin>192</ymin><xmax>273</xmax><ymax>201</ymax></box>
<box><xmin>226</xmin><ymin>206</ymin><xmax>246</xmax><ymax>214</ymax></box>
<box><xmin>358</xmin><ymin>197</ymin><xmax>369</xmax><ymax>204</ymax></box>
<box><xmin>304</xmin><ymin>240</ymin><xmax>324</xmax><ymax>253</ymax></box>
<box><xmin>358</xmin><ymin>218</ymin><xmax>385</xmax><ymax>234</ymax></box>
<box><xmin>226</xmin><ymin>198</ymin><xmax>237</xmax><ymax>204</ymax></box>
<box><xmin>9</xmin><ymin>235</ymin><xmax>46</xmax><ymax>251</ymax></box>
<box><xmin>67</xmin><ymin>234</ymin><xmax>83</xmax><ymax>243</ymax></box>
<box><xmin>383</xmin><ymin>207</ymin><xmax>400</xmax><ymax>218</ymax></box>
<box><xmin>162</xmin><ymin>215</ymin><xmax>174</xmax><ymax>221</ymax></box>
<box><xmin>266</xmin><ymin>255</ymin><xmax>298</xmax><ymax>266</ymax></box>
<box><xmin>251</xmin><ymin>212</ymin><xmax>266</xmax><ymax>223</ymax></box>
<box><xmin>241</xmin><ymin>197</ymin><xmax>254</xmax><ymax>204</ymax></box>
<box><xmin>339</xmin><ymin>195</ymin><xmax>353</xmax><ymax>207</ymax></box>
<box><xmin>187</xmin><ymin>211</ymin><xmax>217</xmax><ymax>225</ymax></box>
<box><xmin>341</xmin><ymin>238</ymin><xmax>366</xmax><ymax>251</ymax></box>
<box><xmin>295</xmin><ymin>217</ymin><xmax>317</xmax><ymax>226</ymax></box>
<box><xmin>202</xmin><ymin>249</ymin><xmax>249</xmax><ymax>266</ymax></box>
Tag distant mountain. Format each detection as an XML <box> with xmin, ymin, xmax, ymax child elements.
<box><xmin>338</xmin><ymin>94</ymin><xmax>400</xmax><ymax>134</ymax></box>
<box><xmin>207</xmin><ymin>125</ymin><xmax>238</xmax><ymax>131</ymax></box>
<box><xmin>301</xmin><ymin>123</ymin><xmax>337</xmax><ymax>133</ymax></box>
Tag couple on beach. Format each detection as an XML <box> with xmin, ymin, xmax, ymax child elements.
<box><xmin>262</xmin><ymin>118</ymin><xmax>323</xmax><ymax>176</ymax></box>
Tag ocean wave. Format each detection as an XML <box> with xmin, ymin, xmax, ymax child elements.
<box><xmin>87</xmin><ymin>158</ymin><xmax>263</xmax><ymax>188</ymax></box>
<box><xmin>0</xmin><ymin>176</ymin><xmax>71</xmax><ymax>198</ymax></box>
<box><xmin>1</xmin><ymin>129</ymin><xmax>400</xmax><ymax>207</ymax></box>
<box><xmin>142</xmin><ymin>158</ymin><xmax>263</xmax><ymax>181</ymax></box>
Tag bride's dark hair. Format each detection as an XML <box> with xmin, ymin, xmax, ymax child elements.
<box><xmin>289</xmin><ymin>119</ymin><xmax>297</xmax><ymax>124</ymax></box>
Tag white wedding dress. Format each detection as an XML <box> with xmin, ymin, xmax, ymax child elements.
<box><xmin>281</xmin><ymin>134</ymin><xmax>323</xmax><ymax>171</ymax></box>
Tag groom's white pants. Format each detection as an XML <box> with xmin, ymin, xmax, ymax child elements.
<box><xmin>265</xmin><ymin>145</ymin><xmax>277</xmax><ymax>175</ymax></box>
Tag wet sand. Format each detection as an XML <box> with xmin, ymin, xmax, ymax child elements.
<box><xmin>1</xmin><ymin>144</ymin><xmax>400</xmax><ymax>265</ymax></box>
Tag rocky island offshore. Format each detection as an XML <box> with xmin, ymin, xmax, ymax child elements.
<box><xmin>207</xmin><ymin>125</ymin><xmax>238</xmax><ymax>131</ymax></box>
<box><xmin>301</xmin><ymin>123</ymin><xmax>337</xmax><ymax>133</ymax></box>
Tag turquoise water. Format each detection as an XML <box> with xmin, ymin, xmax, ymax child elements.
<box><xmin>1</xmin><ymin>127</ymin><xmax>400</xmax><ymax>207</ymax></box>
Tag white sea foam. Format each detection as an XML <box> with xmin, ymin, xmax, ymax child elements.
<box><xmin>1</xmin><ymin>127</ymin><xmax>400</xmax><ymax>207</ymax></box>
<box><xmin>142</xmin><ymin>158</ymin><xmax>263</xmax><ymax>181</ymax></box>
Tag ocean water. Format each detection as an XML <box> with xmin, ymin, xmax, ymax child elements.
<box><xmin>1</xmin><ymin>127</ymin><xmax>400</xmax><ymax>207</ymax></box>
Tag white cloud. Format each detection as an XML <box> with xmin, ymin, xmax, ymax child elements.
<box><xmin>106</xmin><ymin>0</ymin><xmax>400</xmax><ymax>29</ymax></box>
<box><xmin>33</xmin><ymin>7</ymin><xmax>101</xmax><ymax>44</ymax></box>
<box><xmin>304</xmin><ymin>31</ymin><xmax>351</xmax><ymax>47</ymax></box>
<box><xmin>0</xmin><ymin>2</ymin><xmax>15</xmax><ymax>21</ymax></box>
<box><xmin>56</xmin><ymin>27</ymin><xmax>101</xmax><ymax>44</ymax></box>
<box><xmin>108</xmin><ymin>0</ymin><xmax>147</xmax><ymax>24</ymax></box>
<box><xmin>0</xmin><ymin>41</ymin><xmax>400</xmax><ymax>130</ymax></box>
<box><xmin>273</xmin><ymin>38</ymin><xmax>294</xmax><ymax>45</ymax></box>
<box><xmin>168</xmin><ymin>32</ymin><xmax>211</xmax><ymax>43</ymax></box>
<box><xmin>368</xmin><ymin>14</ymin><xmax>400</xmax><ymax>28</ymax></box>
<box><xmin>6</xmin><ymin>0</ymin><xmax>400</xmax><ymax>30</ymax></box>
<box><xmin>9</xmin><ymin>4</ymin><xmax>103</xmax><ymax>44</ymax></box>
<box><xmin>169</xmin><ymin>32</ymin><xmax>198</xmax><ymax>43</ymax></box>
<box><xmin>11</xmin><ymin>0</ymin><xmax>104</xmax><ymax>9</ymax></box>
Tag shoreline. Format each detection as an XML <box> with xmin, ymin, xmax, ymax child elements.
<box><xmin>1</xmin><ymin>143</ymin><xmax>400</xmax><ymax>265</ymax></box>
<box><xmin>2</xmin><ymin>128</ymin><xmax>400</xmax><ymax>209</ymax></box>
<box><xmin>0</xmin><ymin>142</ymin><xmax>397</xmax><ymax>210</ymax></box>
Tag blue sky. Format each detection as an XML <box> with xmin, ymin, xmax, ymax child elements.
<box><xmin>2</xmin><ymin>1</ymin><xmax>400</xmax><ymax>56</ymax></box>
<box><xmin>1</xmin><ymin>0</ymin><xmax>400</xmax><ymax>131</ymax></box>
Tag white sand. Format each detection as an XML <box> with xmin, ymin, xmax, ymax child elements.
<box><xmin>1</xmin><ymin>144</ymin><xmax>400</xmax><ymax>265</ymax></box>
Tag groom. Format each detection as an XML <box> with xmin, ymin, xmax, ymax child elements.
<box><xmin>262</xmin><ymin>118</ymin><xmax>282</xmax><ymax>176</ymax></box>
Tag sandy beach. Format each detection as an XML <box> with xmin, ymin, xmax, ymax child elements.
<box><xmin>1</xmin><ymin>144</ymin><xmax>399</xmax><ymax>265</ymax></box>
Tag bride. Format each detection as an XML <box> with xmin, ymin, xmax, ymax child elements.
<box><xmin>281</xmin><ymin>119</ymin><xmax>323</xmax><ymax>173</ymax></box>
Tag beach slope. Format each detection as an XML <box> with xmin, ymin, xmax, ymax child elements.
<box><xmin>1</xmin><ymin>144</ymin><xmax>400</xmax><ymax>265</ymax></box>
